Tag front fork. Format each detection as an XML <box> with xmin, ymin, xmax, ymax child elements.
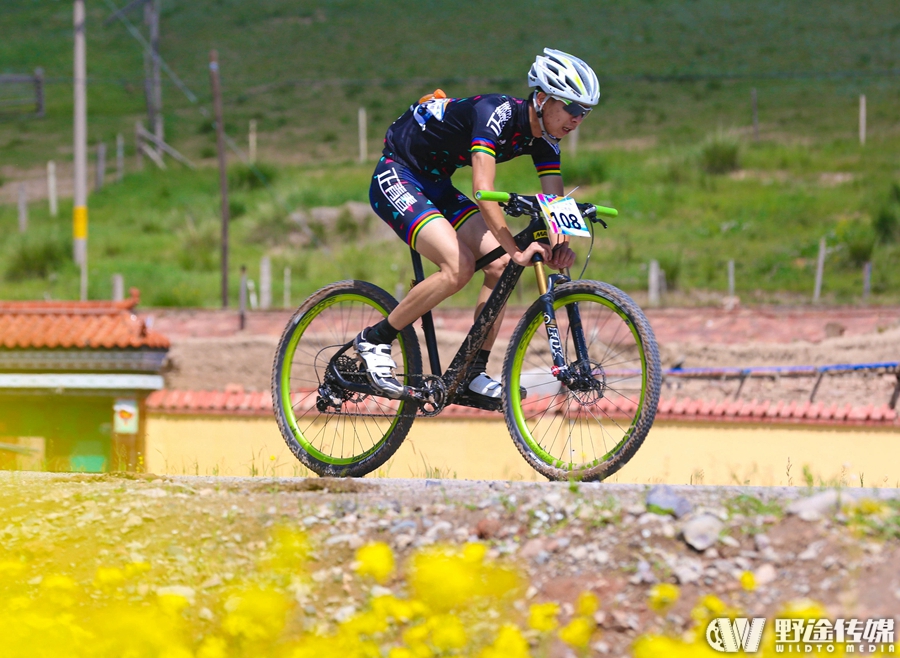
<box><xmin>533</xmin><ymin>257</ymin><xmax>590</xmax><ymax>382</ymax></box>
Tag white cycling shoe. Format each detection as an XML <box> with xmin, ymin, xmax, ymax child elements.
<box><xmin>468</xmin><ymin>372</ymin><xmax>502</xmax><ymax>399</ymax></box>
<box><xmin>353</xmin><ymin>331</ymin><xmax>406</xmax><ymax>399</ymax></box>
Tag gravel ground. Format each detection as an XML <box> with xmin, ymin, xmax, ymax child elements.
<box><xmin>3</xmin><ymin>473</ymin><xmax>898</xmax><ymax>656</ymax></box>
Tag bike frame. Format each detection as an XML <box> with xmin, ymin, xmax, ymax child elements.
<box><xmin>409</xmin><ymin>206</ymin><xmax>591</xmax><ymax>411</ymax></box>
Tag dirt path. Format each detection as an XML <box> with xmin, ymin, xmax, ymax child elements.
<box><xmin>1</xmin><ymin>473</ymin><xmax>897</xmax><ymax>656</ymax></box>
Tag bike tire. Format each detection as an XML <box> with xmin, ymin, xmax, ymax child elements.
<box><xmin>502</xmin><ymin>280</ymin><xmax>661</xmax><ymax>481</ymax></box>
<box><xmin>271</xmin><ymin>280</ymin><xmax>422</xmax><ymax>477</ymax></box>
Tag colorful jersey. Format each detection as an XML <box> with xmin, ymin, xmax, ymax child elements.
<box><xmin>382</xmin><ymin>93</ymin><xmax>561</xmax><ymax>182</ymax></box>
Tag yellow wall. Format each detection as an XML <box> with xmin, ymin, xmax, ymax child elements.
<box><xmin>145</xmin><ymin>415</ymin><xmax>900</xmax><ymax>487</ymax></box>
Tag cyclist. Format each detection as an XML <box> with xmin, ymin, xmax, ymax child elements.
<box><xmin>356</xmin><ymin>48</ymin><xmax>600</xmax><ymax>400</ymax></box>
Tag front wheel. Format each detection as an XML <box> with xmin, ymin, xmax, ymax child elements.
<box><xmin>271</xmin><ymin>280</ymin><xmax>422</xmax><ymax>477</ymax></box>
<box><xmin>502</xmin><ymin>281</ymin><xmax>661</xmax><ymax>481</ymax></box>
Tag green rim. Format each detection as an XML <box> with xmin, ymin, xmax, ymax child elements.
<box><xmin>509</xmin><ymin>292</ymin><xmax>648</xmax><ymax>471</ymax></box>
<box><xmin>278</xmin><ymin>293</ymin><xmax>408</xmax><ymax>466</ymax></box>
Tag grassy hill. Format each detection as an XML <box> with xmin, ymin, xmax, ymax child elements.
<box><xmin>1</xmin><ymin>1</ymin><xmax>899</xmax><ymax>306</ymax></box>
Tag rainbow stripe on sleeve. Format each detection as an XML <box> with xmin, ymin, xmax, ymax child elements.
<box><xmin>535</xmin><ymin>161</ymin><xmax>561</xmax><ymax>178</ymax></box>
<box><xmin>470</xmin><ymin>138</ymin><xmax>497</xmax><ymax>158</ymax></box>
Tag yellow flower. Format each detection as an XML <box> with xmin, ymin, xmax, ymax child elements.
<box><xmin>528</xmin><ymin>602</ymin><xmax>560</xmax><ymax>632</ymax></box>
<box><xmin>93</xmin><ymin>566</ymin><xmax>125</xmax><ymax>590</ymax></box>
<box><xmin>267</xmin><ymin>526</ymin><xmax>310</xmax><ymax>573</ymax></box>
<box><xmin>647</xmin><ymin>583</ymin><xmax>679</xmax><ymax>614</ymax></box>
<box><xmin>408</xmin><ymin>544</ymin><xmax>522</xmax><ymax>613</ymax></box>
<box><xmin>388</xmin><ymin>649</ymin><xmax>417</xmax><ymax>658</ymax></box>
<box><xmin>355</xmin><ymin>542</ymin><xmax>396</xmax><ymax>584</ymax></box>
<box><xmin>40</xmin><ymin>574</ymin><xmax>77</xmax><ymax>590</ymax></box>
<box><xmin>222</xmin><ymin>587</ymin><xmax>290</xmax><ymax>641</ymax></box>
<box><xmin>430</xmin><ymin>614</ymin><xmax>467</xmax><ymax>651</ymax></box>
<box><xmin>124</xmin><ymin>561</ymin><xmax>151</xmax><ymax>579</ymax></box>
<box><xmin>739</xmin><ymin>570</ymin><xmax>756</xmax><ymax>592</ymax></box>
<box><xmin>479</xmin><ymin>624</ymin><xmax>530</xmax><ymax>658</ymax></box>
<box><xmin>576</xmin><ymin>590</ymin><xmax>599</xmax><ymax>616</ymax></box>
<box><xmin>559</xmin><ymin>616</ymin><xmax>595</xmax><ymax>649</ymax></box>
<box><xmin>690</xmin><ymin>594</ymin><xmax>728</xmax><ymax>624</ymax></box>
<box><xmin>0</xmin><ymin>560</ymin><xmax>26</xmax><ymax>578</ymax></box>
<box><xmin>850</xmin><ymin>498</ymin><xmax>888</xmax><ymax>516</ymax></box>
<box><xmin>196</xmin><ymin>636</ymin><xmax>229</xmax><ymax>658</ymax></box>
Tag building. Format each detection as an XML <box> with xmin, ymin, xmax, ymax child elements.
<box><xmin>0</xmin><ymin>290</ymin><xmax>169</xmax><ymax>471</ymax></box>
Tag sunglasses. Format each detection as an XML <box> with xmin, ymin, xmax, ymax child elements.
<box><xmin>555</xmin><ymin>97</ymin><xmax>592</xmax><ymax>118</ymax></box>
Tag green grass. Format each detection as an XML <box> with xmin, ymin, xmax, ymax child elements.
<box><xmin>2</xmin><ymin>131</ymin><xmax>899</xmax><ymax>306</ymax></box>
<box><xmin>1</xmin><ymin>0</ymin><xmax>900</xmax><ymax>306</ymax></box>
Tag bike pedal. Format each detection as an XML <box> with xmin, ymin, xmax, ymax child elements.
<box><xmin>453</xmin><ymin>391</ymin><xmax>503</xmax><ymax>413</ymax></box>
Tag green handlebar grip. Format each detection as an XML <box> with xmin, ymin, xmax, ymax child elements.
<box><xmin>475</xmin><ymin>190</ymin><xmax>510</xmax><ymax>202</ymax></box>
<box><xmin>595</xmin><ymin>205</ymin><xmax>618</xmax><ymax>217</ymax></box>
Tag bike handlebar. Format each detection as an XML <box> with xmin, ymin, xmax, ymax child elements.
<box><xmin>474</xmin><ymin>190</ymin><xmax>510</xmax><ymax>202</ymax></box>
<box><xmin>475</xmin><ymin>190</ymin><xmax>618</xmax><ymax>219</ymax></box>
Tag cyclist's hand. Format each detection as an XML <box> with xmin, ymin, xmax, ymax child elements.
<box><xmin>511</xmin><ymin>242</ymin><xmax>552</xmax><ymax>267</ymax></box>
<box><xmin>547</xmin><ymin>243</ymin><xmax>576</xmax><ymax>270</ymax></box>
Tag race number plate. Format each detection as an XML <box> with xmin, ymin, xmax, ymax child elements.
<box><xmin>536</xmin><ymin>194</ymin><xmax>591</xmax><ymax>238</ymax></box>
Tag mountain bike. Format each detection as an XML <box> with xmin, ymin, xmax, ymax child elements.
<box><xmin>271</xmin><ymin>190</ymin><xmax>661</xmax><ymax>481</ymax></box>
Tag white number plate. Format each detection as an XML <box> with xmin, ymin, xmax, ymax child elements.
<box><xmin>536</xmin><ymin>194</ymin><xmax>591</xmax><ymax>238</ymax></box>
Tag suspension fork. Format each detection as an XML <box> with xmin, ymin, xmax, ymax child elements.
<box><xmin>533</xmin><ymin>256</ymin><xmax>566</xmax><ymax>375</ymax></box>
<box><xmin>532</xmin><ymin>257</ymin><xmax>590</xmax><ymax>377</ymax></box>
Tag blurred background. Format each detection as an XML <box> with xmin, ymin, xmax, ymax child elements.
<box><xmin>1</xmin><ymin>0</ymin><xmax>898</xmax><ymax>307</ymax></box>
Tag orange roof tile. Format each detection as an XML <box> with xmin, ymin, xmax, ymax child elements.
<box><xmin>145</xmin><ymin>389</ymin><xmax>900</xmax><ymax>427</ymax></box>
<box><xmin>0</xmin><ymin>289</ymin><xmax>169</xmax><ymax>350</ymax></box>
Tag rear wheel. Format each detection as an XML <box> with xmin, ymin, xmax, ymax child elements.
<box><xmin>272</xmin><ymin>280</ymin><xmax>422</xmax><ymax>477</ymax></box>
<box><xmin>502</xmin><ymin>281</ymin><xmax>661</xmax><ymax>481</ymax></box>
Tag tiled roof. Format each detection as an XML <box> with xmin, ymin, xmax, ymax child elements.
<box><xmin>146</xmin><ymin>388</ymin><xmax>899</xmax><ymax>427</ymax></box>
<box><xmin>0</xmin><ymin>289</ymin><xmax>169</xmax><ymax>350</ymax></box>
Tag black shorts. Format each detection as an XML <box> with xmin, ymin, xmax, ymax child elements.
<box><xmin>368</xmin><ymin>156</ymin><xmax>479</xmax><ymax>250</ymax></box>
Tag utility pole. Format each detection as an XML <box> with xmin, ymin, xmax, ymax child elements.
<box><xmin>74</xmin><ymin>0</ymin><xmax>89</xmax><ymax>301</ymax></box>
<box><xmin>142</xmin><ymin>1</ymin><xmax>155</xmax><ymax>139</ymax></box>
<box><xmin>150</xmin><ymin>0</ymin><xmax>163</xmax><ymax>156</ymax></box>
<box><xmin>209</xmin><ymin>50</ymin><xmax>230</xmax><ymax>308</ymax></box>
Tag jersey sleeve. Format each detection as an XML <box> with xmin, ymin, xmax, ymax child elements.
<box><xmin>530</xmin><ymin>138</ymin><xmax>561</xmax><ymax>178</ymax></box>
<box><xmin>469</xmin><ymin>96</ymin><xmax>514</xmax><ymax>160</ymax></box>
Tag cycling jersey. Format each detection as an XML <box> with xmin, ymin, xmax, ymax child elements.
<box><xmin>370</xmin><ymin>93</ymin><xmax>562</xmax><ymax>249</ymax></box>
<box><xmin>383</xmin><ymin>93</ymin><xmax>561</xmax><ymax>181</ymax></box>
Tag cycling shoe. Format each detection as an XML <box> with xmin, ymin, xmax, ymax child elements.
<box><xmin>353</xmin><ymin>331</ymin><xmax>405</xmax><ymax>399</ymax></box>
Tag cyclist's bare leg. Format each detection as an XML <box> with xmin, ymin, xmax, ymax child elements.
<box><xmin>456</xmin><ymin>211</ymin><xmax>509</xmax><ymax>351</ymax></box>
<box><xmin>386</xmin><ymin>217</ymin><xmax>476</xmax><ymax>331</ymax></box>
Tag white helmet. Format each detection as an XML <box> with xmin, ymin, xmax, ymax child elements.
<box><xmin>528</xmin><ymin>48</ymin><xmax>600</xmax><ymax>107</ymax></box>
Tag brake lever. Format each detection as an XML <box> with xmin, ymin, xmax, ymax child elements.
<box><xmin>583</xmin><ymin>206</ymin><xmax>607</xmax><ymax>229</ymax></box>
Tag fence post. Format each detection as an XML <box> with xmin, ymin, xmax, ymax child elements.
<box><xmin>813</xmin><ymin>237</ymin><xmax>826</xmax><ymax>303</ymax></box>
<box><xmin>135</xmin><ymin>121</ymin><xmax>144</xmax><ymax>170</ymax></box>
<box><xmin>47</xmin><ymin>161</ymin><xmax>58</xmax><ymax>217</ymax></box>
<box><xmin>283</xmin><ymin>266</ymin><xmax>291</xmax><ymax>309</ymax></box>
<box><xmin>751</xmin><ymin>88</ymin><xmax>759</xmax><ymax>142</ymax></box>
<box><xmin>259</xmin><ymin>255</ymin><xmax>271</xmax><ymax>310</ymax></box>
<box><xmin>34</xmin><ymin>67</ymin><xmax>44</xmax><ymax>118</ymax></box>
<box><xmin>648</xmin><ymin>259</ymin><xmax>661</xmax><ymax>307</ymax></box>
<box><xmin>116</xmin><ymin>133</ymin><xmax>124</xmax><ymax>182</ymax></box>
<box><xmin>249</xmin><ymin>119</ymin><xmax>257</xmax><ymax>164</ymax></box>
<box><xmin>18</xmin><ymin>183</ymin><xmax>27</xmax><ymax>233</ymax></box>
<box><xmin>112</xmin><ymin>273</ymin><xmax>124</xmax><ymax>301</ymax></box>
<box><xmin>863</xmin><ymin>261</ymin><xmax>872</xmax><ymax>301</ymax></box>
<box><xmin>239</xmin><ymin>265</ymin><xmax>247</xmax><ymax>330</ymax></box>
<box><xmin>96</xmin><ymin>142</ymin><xmax>106</xmax><ymax>191</ymax></box>
<box><xmin>727</xmin><ymin>259</ymin><xmax>735</xmax><ymax>297</ymax></box>
<box><xmin>358</xmin><ymin>107</ymin><xmax>367</xmax><ymax>163</ymax></box>
<box><xmin>859</xmin><ymin>94</ymin><xmax>866</xmax><ymax>146</ymax></box>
